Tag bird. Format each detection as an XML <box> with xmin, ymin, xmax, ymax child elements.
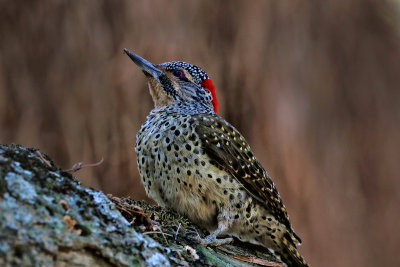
<box><xmin>124</xmin><ymin>48</ymin><xmax>309</xmax><ymax>267</ymax></box>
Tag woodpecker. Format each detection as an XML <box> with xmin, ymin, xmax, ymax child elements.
<box><xmin>124</xmin><ymin>48</ymin><xmax>309</xmax><ymax>267</ymax></box>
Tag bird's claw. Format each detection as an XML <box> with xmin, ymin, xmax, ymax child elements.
<box><xmin>184</xmin><ymin>230</ymin><xmax>201</xmax><ymax>238</ymax></box>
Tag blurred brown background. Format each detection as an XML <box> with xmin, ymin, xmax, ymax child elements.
<box><xmin>1</xmin><ymin>1</ymin><xmax>400</xmax><ymax>266</ymax></box>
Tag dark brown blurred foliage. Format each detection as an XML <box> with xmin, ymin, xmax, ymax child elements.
<box><xmin>1</xmin><ymin>1</ymin><xmax>400</xmax><ymax>266</ymax></box>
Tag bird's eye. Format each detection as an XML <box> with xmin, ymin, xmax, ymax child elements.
<box><xmin>172</xmin><ymin>69</ymin><xmax>184</xmax><ymax>78</ymax></box>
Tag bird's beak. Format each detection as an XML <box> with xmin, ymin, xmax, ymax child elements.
<box><xmin>123</xmin><ymin>48</ymin><xmax>163</xmax><ymax>82</ymax></box>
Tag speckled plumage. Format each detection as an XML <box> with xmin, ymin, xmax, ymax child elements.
<box><xmin>125</xmin><ymin>49</ymin><xmax>308</xmax><ymax>266</ymax></box>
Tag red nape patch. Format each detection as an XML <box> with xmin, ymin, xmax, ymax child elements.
<box><xmin>201</xmin><ymin>79</ymin><xmax>218</xmax><ymax>113</ymax></box>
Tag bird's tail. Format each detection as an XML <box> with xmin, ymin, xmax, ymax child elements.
<box><xmin>277</xmin><ymin>235</ymin><xmax>309</xmax><ymax>267</ymax></box>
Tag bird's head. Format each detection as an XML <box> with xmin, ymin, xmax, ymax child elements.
<box><xmin>123</xmin><ymin>48</ymin><xmax>218</xmax><ymax>113</ymax></box>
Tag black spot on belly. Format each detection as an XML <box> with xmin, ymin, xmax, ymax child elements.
<box><xmin>246</xmin><ymin>204</ymin><xmax>251</xmax><ymax>213</ymax></box>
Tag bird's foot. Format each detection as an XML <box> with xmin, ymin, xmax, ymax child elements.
<box><xmin>193</xmin><ymin>234</ymin><xmax>233</xmax><ymax>246</ymax></box>
<box><xmin>185</xmin><ymin>223</ymin><xmax>232</xmax><ymax>246</ymax></box>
